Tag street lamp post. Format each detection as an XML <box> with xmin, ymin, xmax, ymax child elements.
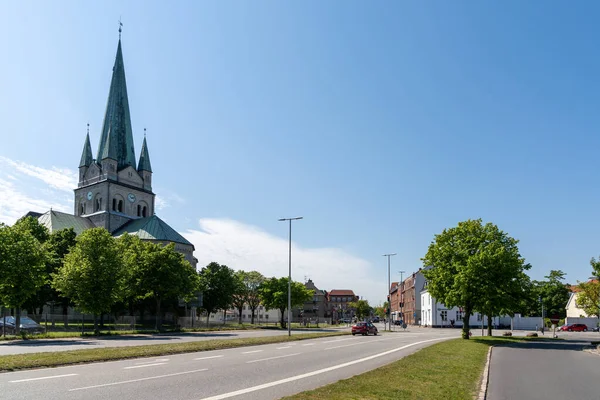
<box><xmin>383</xmin><ymin>253</ymin><xmax>397</xmax><ymax>332</ymax></box>
<box><xmin>279</xmin><ymin>216</ymin><xmax>303</xmax><ymax>337</ymax></box>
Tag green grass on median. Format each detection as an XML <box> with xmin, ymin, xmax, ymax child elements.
<box><xmin>283</xmin><ymin>335</ymin><xmax>562</xmax><ymax>400</ymax></box>
<box><xmin>0</xmin><ymin>331</ymin><xmax>348</xmax><ymax>372</ymax></box>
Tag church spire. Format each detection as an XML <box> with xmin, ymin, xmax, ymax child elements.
<box><xmin>137</xmin><ymin>129</ymin><xmax>153</xmax><ymax>172</ymax></box>
<box><xmin>79</xmin><ymin>124</ymin><xmax>94</xmax><ymax>167</ymax></box>
<box><xmin>96</xmin><ymin>30</ymin><xmax>136</xmax><ymax>170</ymax></box>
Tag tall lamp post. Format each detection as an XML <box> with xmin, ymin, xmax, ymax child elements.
<box><xmin>279</xmin><ymin>216</ymin><xmax>303</xmax><ymax>337</ymax></box>
<box><xmin>383</xmin><ymin>253</ymin><xmax>397</xmax><ymax>332</ymax></box>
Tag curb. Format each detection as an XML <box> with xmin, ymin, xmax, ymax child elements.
<box><xmin>477</xmin><ymin>346</ymin><xmax>493</xmax><ymax>400</ymax></box>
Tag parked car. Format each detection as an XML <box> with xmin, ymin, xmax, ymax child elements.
<box><xmin>558</xmin><ymin>323</ymin><xmax>588</xmax><ymax>332</ymax></box>
<box><xmin>352</xmin><ymin>322</ymin><xmax>378</xmax><ymax>336</ymax></box>
<box><xmin>1</xmin><ymin>316</ymin><xmax>44</xmax><ymax>334</ymax></box>
<box><xmin>593</xmin><ymin>326</ymin><xmax>599</xmax><ymax>332</ymax></box>
<box><xmin>372</xmin><ymin>316</ymin><xmax>380</xmax><ymax>323</ymax></box>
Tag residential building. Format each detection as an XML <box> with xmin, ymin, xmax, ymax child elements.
<box><xmin>389</xmin><ymin>282</ymin><xmax>400</xmax><ymax>321</ymax></box>
<box><xmin>292</xmin><ymin>279</ymin><xmax>328</xmax><ymax>322</ymax></box>
<box><xmin>29</xmin><ymin>31</ymin><xmax>196</xmax><ymax>268</ymax></box>
<box><xmin>400</xmin><ymin>269</ymin><xmax>426</xmax><ymax>325</ymax></box>
<box><xmin>327</xmin><ymin>289</ymin><xmax>359</xmax><ymax>322</ymax></box>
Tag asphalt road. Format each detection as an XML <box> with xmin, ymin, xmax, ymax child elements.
<box><xmin>0</xmin><ymin>329</ymin><xmax>460</xmax><ymax>400</ymax></box>
<box><xmin>487</xmin><ymin>340</ymin><xmax>600</xmax><ymax>400</ymax></box>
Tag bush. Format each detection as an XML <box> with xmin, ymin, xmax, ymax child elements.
<box><xmin>526</xmin><ymin>332</ymin><xmax>538</xmax><ymax>337</ymax></box>
<box><xmin>502</xmin><ymin>331</ymin><xmax>512</xmax><ymax>336</ymax></box>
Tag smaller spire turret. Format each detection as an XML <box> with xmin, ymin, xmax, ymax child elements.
<box><xmin>79</xmin><ymin>124</ymin><xmax>94</xmax><ymax>167</ymax></box>
<box><xmin>138</xmin><ymin>129</ymin><xmax>152</xmax><ymax>172</ymax></box>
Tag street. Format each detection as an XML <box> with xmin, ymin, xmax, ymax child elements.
<box><xmin>0</xmin><ymin>328</ymin><xmax>460</xmax><ymax>400</ymax></box>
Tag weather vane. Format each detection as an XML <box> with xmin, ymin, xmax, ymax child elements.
<box><xmin>144</xmin><ymin>127</ymin><xmax>147</xmax><ymax>137</ymax></box>
<box><xmin>118</xmin><ymin>17</ymin><xmax>123</xmax><ymax>39</ymax></box>
<box><xmin>87</xmin><ymin>122</ymin><xmax>89</xmax><ymax>135</ymax></box>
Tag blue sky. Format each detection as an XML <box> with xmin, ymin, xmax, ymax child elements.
<box><xmin>1</xmin><ymin>1</ymin><xmax>599</xmax><ymax>304</ymax></box>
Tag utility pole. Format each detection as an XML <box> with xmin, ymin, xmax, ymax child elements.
<box><xmin>279</xmin><ymin>217</ymin><xmax>303</xmax><ymax>337</ymax></box>
<box><xmin>398</xmin><ymin>270</ymin><xmax>405</xmax><ymax>323</ymax></box>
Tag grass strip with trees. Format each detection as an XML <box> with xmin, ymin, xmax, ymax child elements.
<box><xmin>282</xmin><ymin>336</ymin><xmax>559</xmax><ymax>400</ymax></box>
<box><xmin>0</xmin><ymin>331</ymin><xmax>348</xmax><ymax>371</ymax></box>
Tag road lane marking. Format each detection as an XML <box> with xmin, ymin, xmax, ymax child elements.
<box><xmin>321</xmin><ymin>337</ymin><xmax>357</xmax><ymax>344</ymax></box>
<box><xmin>242</xmin><ymin>350</ymin><xmax>263</xmax><ymax>354</ymax></box>
<box><xmin>325</xmin><ymin>340</ymin><xmax>384</xmax><ymax>350</ymax></box>
<box><xmin>198</xmin><ymin>338</ymin><xmax>448</xmax><ymax>400</ymax></box>
<box><xmin>301</xmin><ymin>343</ymin><xmax>315</xmax><ymax>346</ymax></box>
<box><xmin>246</xmin><ymin>353</ymin><xmax>301</xmax><ymax>364</ymax></box>
<box><xmin>69</xmin><ymin>369</ymin><xmax>208</xmax><ymax>391</ymax></box>
<box><xmin>124</xmin><ymin>362</ymin><xmax>167</xmax><ymax>369</ymax></box>
<box><xmin>10</xmin><ymin>374</ymin><xmax>78</xmax><ymax>383</ymax></box>
<box><xmin>134</xmin><ymin>359</ymin><xmax>169</xmax><ymax>365</ymax></box>
<box><xmin>194</xmin><ymin>355</ymin><xmax>224</xmax><ymax>361</ymax></box>
<box><xmin>276</xmin><ymin>346</ymin><xmax>292</xmax><ymax>349</ymax></box>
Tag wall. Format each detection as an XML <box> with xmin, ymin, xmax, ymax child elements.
<box><xmin>565</xmin><ymin>317</ymin><xmax>600</xmax><ymax>329</ymax></box>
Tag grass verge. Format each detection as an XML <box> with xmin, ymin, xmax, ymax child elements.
<box><xmin>283</xmin><ymin>336</ymin><xmax>561</xmax><ymax>400</ymax></box>
<box><xmin>0</xmin><ymin>331</ymin><xmax>347</xmax><ymax>372</ymax></box>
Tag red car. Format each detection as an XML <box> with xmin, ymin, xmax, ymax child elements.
<box><xmin>352</xmin><ymin>322</ymin><xmax>378</xmax><ymax>336</ymax></box>
<box><xmin>558</xmin><ymin>324</ymin><xmax>588</xmax><ymax>332</ymax></box>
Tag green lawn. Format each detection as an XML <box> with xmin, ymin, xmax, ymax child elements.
<box><xmin>0</xmin><ymin>331</ymin><xmax>348</xmax><ymax>372</ymax></box>
<box><xmin>283</xmin><ymin>336</ymin><xmax>560</xmax><ymax>400</ymax></box>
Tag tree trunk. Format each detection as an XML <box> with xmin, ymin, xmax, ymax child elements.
<box><xmin>155</xmin><ymin>298</ymin><xmax>161</xmax><ymax>331</ymax></box>
<box><xmin>15</xmin><ymin>308</ymin><xmax>21</xmax><ymax>335</ymax></box>
<box><xmin>93</xmin><ymin>314</ymin><xmax>99</xmax><ymax>334</ymax></box>
<box><xmin>280</xmin><ymin>308</ymin><xmax>286</xmax><ymax>329</ymax></box>
<box><xmin>251</xmin><ymin>309</ymin><xmax>255</xmax><ymax>324</ymax></box>
<box><xmin>487</xmin><ymin>315</ymin><xmax>493</xmax><ymax>336</ymax></box>
<box><xmin>462</xmin><ymin>307</ymin><xmax>472</xmax><ymax>339</ymax></box>
<box><xmin>206</xmin><ymin>312</ymin><xmax>211</xmax><ymax>327</ymax></box>
<box><xmin>100</xmin><ymin>313</ymin><xmax>105</xmax><ymax>328</ymax></box>
<box><xmin>238</xmin><ymin>306</ymin><xmax>243</xmax><ymax>324</ymax></box>
<box><xmin>62</xmin><ymin>301</ymin><xmax>69</xmax><ymax>329</ymax></box>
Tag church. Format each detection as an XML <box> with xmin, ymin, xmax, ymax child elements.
<box><xmin>29</xmin><ymin>31</ymin><xmax>197</xmax><ymax>269</ymax></box>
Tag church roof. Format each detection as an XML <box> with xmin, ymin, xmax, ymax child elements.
<box><xmin>137</xmin><ymin>136</ymin><xmax>152</xmax><ymax>172</ymax></box>
<box><xmin>79</xmin><ymin>132</ymin><xmax>94</xmax><ymax>167</ymax></box>
<box><xmin>38</xmin><ymin>210</ymin><xmax>96</xmax><ymax>235</ymax></box>
<box><xmin>96</xmin><ymin>38</ymin><xmax>137</xmax><ymax>169</ymax></box>
<box><xmin>113</xmin><ymin>215</ymin><xmax>193</xmax><ymax>247</ymax></box>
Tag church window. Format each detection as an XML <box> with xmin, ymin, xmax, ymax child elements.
<box><xmin>112</xmin><ymin>199</ymin><xmax>117</xmax><ymax>211</ymax></box>
<box><xmin>137</xmin><ymin>205</ymin><xmax>141</xmax><ymax>217</ymax></box>
<box><xmin>95</xmin><ymin>197</ymin><xmax>102</xmax><ymax>212</ymax></box>
<box><xmin>118</xmin><ymin>200</ymin><xmax>123</xmax><ymax>212</ymax></box>
<box><xmin>142</xmin><ymin>206</ymin><xmax>147</xmax><ymax>218</ymax></box>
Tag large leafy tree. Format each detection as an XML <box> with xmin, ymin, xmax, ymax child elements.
<box><xmin>349</xmin><ymin>299</ymin><xmax>372</xmax><ymax>321</ymax></box>
<box><xmin>575</xmin><ymin>257</ymin><xmax>600</xmax><ymax>318</ymax></box>
<box><xmin>232</xmin><ymin>270</ymin><xmax>265</xmax><ymax>324</ymax></box>
<box><xmin>258</xmin><ymin>277</ymin><xmax>313</xmax><ymax>328</ymax></box>
<box><xmin>121</xmin><ymin>236</ymin><xmax>200</xmax><ymax>330</ymax></box>
<box><xmin>232</xmin><ymin>271</ymin><xmax>249</xmax><ymax>324</ymax></box>
<box><xmin>52</xmin><ymin>228</ymin><xmax>124</xmax><ymax>332</ymax></box>
<box><xmin>532</xmin><ymin>270</ymin><xmax>570</xmax><ymax>319</ymax></box>
<box><xmin>0</xmin><ymin>223</ymin><xmax>48</xmax><ymax>334</ymax></box>
<box><xmin>198</xmin><ymin>262</ymin><xmax>237</xmax><ymax>325</ymax></box>
<box><xmin>422</xmin><ymin>219</ymin><xmax>530</xmax><ymax>339</ymax></box>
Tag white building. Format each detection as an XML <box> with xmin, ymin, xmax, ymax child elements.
<box><xmin>566</xmin><ymin>292</ymin><xmax>590</xmax><ymax>318</ymax></box>
<box><xmin>420</xmin><ymin>289</ymin><xmax>510</xmax><ymax>328</ymax></box>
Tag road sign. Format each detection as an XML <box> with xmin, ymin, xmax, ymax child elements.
<box><xmin>550</xmin><ymin>314</ymin><xmax>560</xmax><ymax>325</ymax></box>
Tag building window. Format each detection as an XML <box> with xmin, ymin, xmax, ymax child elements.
<box><xmin>118</xmin><ymin>200</ymin><xmax>123</xmax><ymax>212</ymax></box>
<box><xmin>112</xmin><ymin>199</ymin><xmax>117</xmax><ymax>211</ymax></box>
<box><xmin>95</xmin><ymin>197</ymin><xmax>102</xmax><ymax>212</ymax></box>
<box><xmin>137</xmin><ymin>205</ymin><xmax>141</xmax><ymax>216</ymax></box>
<box><xmin>477</xmin><ymin>313</ymin><xmax>482</xmax><ymax>321</ymax></box>
<box><xmin>265</xmin><ymin>315</ymin><xmax>269</xmax><ymax>319</ymax></box>
<box><xmin>441</xmin><ymin>310</ymin><xmax>447</xmax><ymax>321</ymax></box>
<box><xmin>142</xmin><ymin>206</ymin><xmax>147</xmax><ymax>217</ymax></box>
<box><xmin>456</xmin><ymin>311</ymin><xmax>463</xmax><ymax>321</ymax></box>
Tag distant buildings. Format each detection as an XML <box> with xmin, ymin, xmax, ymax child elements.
<box><xmin>389</xmin><ymin>269</ymin><xmax>426</xmax><ymax>325</ymax></box>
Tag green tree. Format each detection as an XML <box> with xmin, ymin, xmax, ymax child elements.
<box><xmin>0</xmin><ymin>223</ymin><xmax>48</xmax><ymax>334</ymax></box>
<box><xmin>122</xmin><ymin>236</ymin><xmax>200</xmax><ymax>330</ymax></box>
<box><xmin>198</xmin><ymin>262</ymin><xmax>237</xmax><ymax>326</ymax></box>
<box><xmin>232</xmin><ymin>271</ymin><xmax>249</xmax><ymax>324</ymax></box>
<box><xmin>52</xmin><ymin>228</ymin><xmax>123</xmax><ymax>333</ymax></box>
<box><xmin>422</xmin><ymin>219</ymin><xmax>530</xmax><ymax>339</ymax></box>
<box><xmin>349</xmin><ymin>299</ymin><xmax>372</xmax><ymax>321</ymax></box>
<box><xmin>374</xmin><ymin>304</ymin><xmax>386</xmax><ymax>319</ymax></box>
<box><xmin>233</xmin><ymin>271</ymin><xmax>265</xmax><ymax>324</ymax></box>
<box><xmin>13</xmin><ymin>216</ymin><xmax>49</xmax><ymax>243</ymax></box>
<box><xmin>576</xmin><ymin>281</ymin><xmax>600</xmax><ymax>318</ymax></box>
<box><xmin>534</xmin><ymin>270</ymin><xmax>570</xmax><ymax>320</ymax></box>
<box><xmin>258</xmin><ymin>277</ymin><xmax>313</xmax><ymax>329</ymax></box>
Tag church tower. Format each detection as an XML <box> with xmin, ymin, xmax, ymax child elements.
<box><xmin>74</xmin><ymin>31</ymin><xmax>155</xmax><ymax>232</ymax></box>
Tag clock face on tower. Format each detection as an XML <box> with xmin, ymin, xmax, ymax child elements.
<box><xmin>128</xmin><ymin>193</ymin><xmax>136</xmax><ymax>203</ymax></box>
<box><xmin>87</xmin><ymin>191</ymin><xmax>93</xmax><ymax>201</ymax></box>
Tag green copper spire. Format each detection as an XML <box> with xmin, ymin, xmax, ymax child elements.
<box><xmin>79</xmin><ymin>125</ymin><xmax>94</xmax><ymax>167</ymax></box>
<box><xmin>96</xmin><ymin>37</ymin><xmax>137</xmax><ymax>169</ymax></box>
<box><xmin>137</xmin><ymin>131</ymin><xmax>152</xmax><ymax>172</ymax></box>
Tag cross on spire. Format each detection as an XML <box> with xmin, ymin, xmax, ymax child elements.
<box><xmin>118</xmin><ymin>17</ymin><xmax>123</xmax><ymax>39</ymax></box>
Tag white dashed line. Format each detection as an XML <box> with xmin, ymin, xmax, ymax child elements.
<box><xmin>124</xmin><ymin>362</ymin><xmax>167</xmax><ymax>369</ymax></box>
<box><xmin>276</xmin><ymin>346</ymin><xmax>292</xmax><ymax>349</ymax></box>
<box><xmin>194</xmin><ymin>355</ymin><xmax>224</xmax><ymax>361</ymax></box>
<box><xmin>301</xmin><ymin>343</ymin><xmax>315</xmax><ymax>346</ymax></box>
<box><xmin>69</xmin><ymin>369</ymin><xmax>208</xmax><ymax>391</ymax></box>
<box><xmin>321</xmin><ymin>337</ymin><xmax>357</xmax><ymax>344</ymax></box>
<box><xmin>246</xmin><ymin>353</ymin><xmax>301</xmax><ymax>364</ymax></box>
<box><xmin>242</xmin><ymin>350</ymin><xmax>263</xmax><ymax>354</ymax></box>
<box><xmin>10</xmin><ymin>374</ymin><xmax>78</xmax><ymax>383</ymax></box>
<box><xmin>134</xmin><ymin>359</ymin><xmax>169</xmax><ymax>365</ymax></box>
<box><xmin>325</xmin><ymin>340</ymin><xmax>383</xmax><ymax>350</ymax></box>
